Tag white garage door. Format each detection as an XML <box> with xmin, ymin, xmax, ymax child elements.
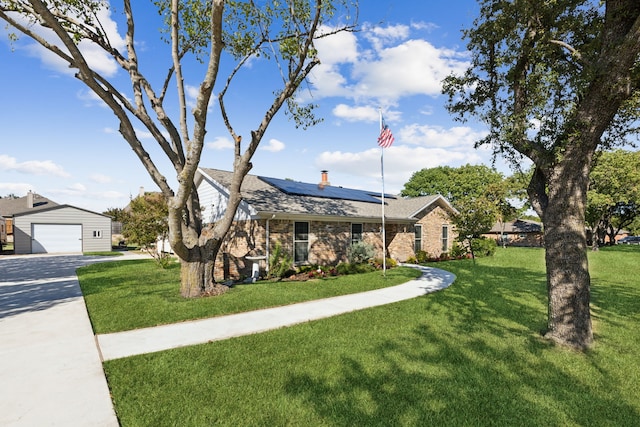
<box><xmin>32</xmin><ymin>224</ymin><xmax>82</xmax><ymax>254</ymax></box>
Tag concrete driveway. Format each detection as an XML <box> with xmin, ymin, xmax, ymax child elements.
<box><xmin>0</xmin><ymin>254</ymin><xmax>121</xmax><ymax>426</ymax></box>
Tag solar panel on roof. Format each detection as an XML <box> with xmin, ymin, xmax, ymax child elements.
<box><xmin>258</xmin><ymin>176</ymin><xmax>395</xmax><ymax>203</ymax></box>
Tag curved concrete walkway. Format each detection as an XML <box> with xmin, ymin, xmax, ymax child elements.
<box><xmin>96</xmin><ymin>264</ymin><xmax>456</xmax><ymax>361</ymax></box>
<box><xmin>0</xmin><ymin>253</ymin><xmax>454</xmax><ymax>426</ymax></box>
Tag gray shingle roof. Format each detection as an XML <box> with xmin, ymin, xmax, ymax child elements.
<box><xmin>0</xmin><ymin>193</ymin><xmax>59</xmax><ymax>217</ymax></box>
<box><xmin>199</xmin><ymin>168</ymin><xmax>455</xmax><ymax>222</ymax></box>
<box><xmin>488</xmin><ymin>219</ymin><xmax>542</xmax><ymax>234</ymax></box>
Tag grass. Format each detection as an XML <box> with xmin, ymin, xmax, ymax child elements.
<box><xmin>84</xmin><ymin>251</ymin><xmax>125</xmax><ymax>256</ymax></box>
<box><xmin>77</xmin><ymin>261</ymin><xmax>421</xmax><ymax>333</ymax></box>
<box><xmin>99</xmin><ymin>246</ymin><xmax>640</xmax><ymax>426</ymax></box>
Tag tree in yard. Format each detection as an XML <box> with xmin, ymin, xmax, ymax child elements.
<box><xmin>450</xmin><ymin>195</ymin><xmax>500</xmax><ymax>260</ymax></box>
<box><xmin>103</xmin><ymin>207</ymin><xmax>129</xmax><ymax>226</ymax></box>
<box><xmin>401</xmin><ymin>164</ymin><xmax>505</xmax><ymax>204</ymax></box>
<box><xmin>0</xmin><ymin>0</ymin><xmax>357</xmax><ymax>297</ymax></box>
<box><xmin>402</xmin><ymin>164</ymin><xmax>524</xmax><ymax>251</ymax></box>
<box><xmin>443</xmin><ymin>0</ymin><xmax>640</xmax><ymax>349</ymax></box>
<box><xmin>586</xmin><ymin>149</ymin><xmax>640</xmax><ymax>248</ymax></box>
<box><xmin>121</xmin><ymin>192</ymin><xmax>172</xmax><ymax>265</ymax></box>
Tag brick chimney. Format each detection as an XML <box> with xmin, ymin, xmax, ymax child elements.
<box><xmin>319</xmin><ymin>170</ymin><xmax>330</xmax><ymax>189</ymax></box>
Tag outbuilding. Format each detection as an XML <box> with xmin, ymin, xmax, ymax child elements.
<box><xmin>12</xmin><ymin>204</ymin><xmax>112</xmax><ymax>254</ymax></box>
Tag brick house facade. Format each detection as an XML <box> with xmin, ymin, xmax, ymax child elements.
<box><xmin>197</xmin><ymin>168</ymin><xmax>458</xmax><ymax>281</ymax></box>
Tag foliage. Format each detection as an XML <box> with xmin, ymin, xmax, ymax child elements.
<box><xmin>414</xmin><ymin>250</ymin><xmax>429</xmax><ymax>264</ymax></box>
<box><xmin>401</xmin><ymin>164</ymin><xmax>505</xmax><ymax>204</ymax></box>
<box><xmin>370</xmin><ymin>257</ymin><xmax>397</xmax><ymax>269</ymax></box>
<box><xmin>0</xmin><ymin>1</ymin><xmax>358</xmax><ymax>297</ymax></box>
<box><xmin>402</xmin><ymin>164</ymin><xmax>524</xmax><ymax>244</ymax></box>
<box><xmin>470</xmin><ymin>237</ymin><xmax>497</xmax><ymax>258</ymax></box>
<box><xmin>103</xmin><ymin>248</ymin><xmax>640</xmax><ymax>425</ymax></box>
<box><xmin>268</xmin><ymin>242</ymin><xmax>294</xmax><ymax>279</ymax></box>
<box><xmin>121</xmin><ymin>193</ymin><xmax>171</xmax><ymax>266</ymax></box>
<box><xmin>442</xmin><ymin>0</ymin><xmax>640</xmax><ymax>349</ymax></box>
<box><xmin>347</xmin><ymin>241</ymin><xmax>376</xmax><ymax>265</ymax></box>
<box><xmin>451</xmin><ymin>195</ymin><xmax>499</xmax><ymax>239</ymax></box>
<box><xmin>587</xmin><ymin>149</ymin><xmax>640</xmax><ymax>246</ymax></box>
<box><xmin>102</xmin><ymin>207</ymin><xmax>129</xmax><ymax>224</ymax></box>
<box><xmin>449</xmin><ymin>241</ymin><xmax>468</xmax><ymax>259</ymax></box>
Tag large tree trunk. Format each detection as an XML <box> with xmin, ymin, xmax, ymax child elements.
<box><xmin>176</xmin><ymin>230</ymin><xmax>225</xmax><ymax>298</ymax></box>
<box><xmin>540</xmin><ymin>158</ymin><xmax>593</xmax><ymax>350</ymax></box>
<box><xmin>179</xmin><ymin>257</ymin><xmax>216</xmax><ymax>298</ymax></box>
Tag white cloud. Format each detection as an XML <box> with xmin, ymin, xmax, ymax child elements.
<box><xmin>399</xmin><ymin>124</ymin><xmax>487</xmax><ymax>149</ymax></box>
<box><xmin>260</xmin><ymin>138</ymin><xmax>285</xmax><ymax>152</ymax></box>
<box><xmin>316</xmin><ymin>145</ymin><xmax>483</xmax><ymax>194</ymax></box>
<box><xmin>206</xmin><ymin>136</ymin><xmax>234</xmax><ymax>150</ymax></box>
<box><xmin>332</xmin><ymin>104</ymin><xmax>402</xmax><ymax>123</ymax></box>
<box><xmin>316</xmin><ymin>26</ymin><xmax>360</xmax><ymax>64</ymax></box>
<box><xmin>12</xmin><ymin>5</ymin><xmax>124</xmax><ymax>77</ymax></box>
<box><xmin>364</xmin><ymin>23</ymin><xmax>410</xmax><ymax>51</ymax></box>
<box><xmin>90</xmin><ymin>173</ymin><xmax>112</xmax><ymax>184</ymax></box>
<box><xmin>308</xmin><ymin>25</ymin><xmax>470</xmax><ymax>106</ymax></box>
<box><xmin>314</xmin><ymin>123</ymin><xmax>492</xmax><ymax>194</ymax></box>
<box><xmin>0</xmin><ymin>182</ymin><xmax>34</xmax><ymax>196</ymax></box>
<box><xmin>0</xmin><ymin>154</ymin><xmax>71</xmax><ymax>177</ymax></box>
<box><xmin>332</xmin><ymin>104</ymin><xmax>379</xmax><ymax>122</ymax></box>
<box><xmin>68</xmin><ymin>183</ymin><xmax>87</xmax><ymax>192</ymax></box>
<box><xmin>351</xmin><ymin>39</ymin><xmax>469</xmax><ymax>101</ymax></box>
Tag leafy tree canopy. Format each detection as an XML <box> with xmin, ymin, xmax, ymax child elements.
<box><xmin>587</xmin><ymin>149</ymin><xmax>640</xmax><ymax>245</ymax></box>
<box><xmin>401</xmin><ymin>164</ymin><xmax>505</xmax><ymax>204</ymax></box>
<box><xmin>121</xmin><ymin>192</ymin><xmax>170</xmax><ymax>263</ymax></box>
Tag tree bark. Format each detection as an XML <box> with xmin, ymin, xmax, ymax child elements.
<box><xmin>178</xmin><ymin>232</ymin><xmax>223</xmax><ymax>298</ymax></box>
<box><xmin>539</xmin><ymin>154</ymin><xmax>593</xmax><ymax>350</ymax></box>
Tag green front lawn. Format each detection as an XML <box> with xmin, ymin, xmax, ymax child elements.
<box><xmin>78</xmin><ymin>261</ymin><xmax>421</xmax><ymax>334</ymax></box>
<box><xmin>99</xmin><ymin>246</ymin><xmax>640</xmax><ymax>426</ymax></box>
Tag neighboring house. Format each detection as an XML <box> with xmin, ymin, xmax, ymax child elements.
<box><xmin>0</xmin><ymin>192</ymin><xmax>58</xmax><ymax>244</ymax></box>
<box><xmin>1</xmin><ymin>192</ymin><xmax>112</xmax><ymax>254</ymax></box>
<box><xmin>0</xmin><ymin>215</ymin><xmax>6</xmax><ymax>248</ymax></box>
<box><xmin>484</xmin><ymin>219</ymin><xmax>543</xmax><ymax>247</ymax></box>
<box><xmin>196</xmin><ymin>168</ymin><xmax>458</xmax><ymax>281</ymax></box>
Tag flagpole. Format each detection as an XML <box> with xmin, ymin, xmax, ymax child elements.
<box><xmin>379</xmin><ymin>109</ymin><xmax>387</xmax><ymax>276</ymax></box>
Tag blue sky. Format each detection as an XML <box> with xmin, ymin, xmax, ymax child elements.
<box><xmin>0</xmin><ymin>1</ymin><xmax>512</xmax><ymax>214</ymax></box>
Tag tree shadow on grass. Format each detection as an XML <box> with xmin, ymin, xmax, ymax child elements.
<box><xmin>284</xmin><ymin>261</ymin><xmax>640</xmax><ymax>426</ymax></box>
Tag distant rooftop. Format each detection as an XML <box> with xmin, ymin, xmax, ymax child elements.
<box><xmin>0</xmin><ymin>193</ymin><xmax>59</xmax><ymax>216</ymax></box>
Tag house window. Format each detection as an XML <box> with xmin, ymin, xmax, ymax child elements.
<box><xmin>93</xmin><ymin>230</ymin><xmax>102</xmax><ymax>238</ymax></box>
<box><xmin>351</xmin><ymin>223</ymin><xmax>363</xmax><ymax>245</ymax></box>
<box><xmin>414</xmin><ymin>224</ymin><xmax>422</xmax><ymax>252</ymax></box>
<box><xmin>441</xmin><ymin>225</ymin><xmax>449</xmax><ymax>252</ymax></box>
<box><xmin>294</xmin><ymin>221</ymin><xmax>309</xmax><ymax>263</ymax></box>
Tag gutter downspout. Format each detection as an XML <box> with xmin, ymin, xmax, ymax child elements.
<box><xmin>265</xmin><ymin>214</ymin><xmax>275</xmax><ymax>274</ymax></box>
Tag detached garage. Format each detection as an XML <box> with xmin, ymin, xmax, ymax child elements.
<box><xmin>13</xmin><ymin>205</ymin><xmax>112</xmax><ymax>254</ymax></box>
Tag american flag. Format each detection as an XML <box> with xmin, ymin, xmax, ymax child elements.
<box><xmin>378</xmin><ymin>116</ymin><xmax>394</xmax><ymax>148</ymax></box>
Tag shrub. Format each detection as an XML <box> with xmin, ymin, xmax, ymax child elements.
<box><xmin>450</xmin><ymin>242</ymin><xmax>468</xmax><ymax>259</ymax></box>
<box><xmin>268</xmin><ymin>242</ymin><xmax>293</xmax><ymax>279</ymax></box>
<box><xmin>415</xmin><ymin>250</ymin><xmax>429</xmax><ymax>264</ymax></box>
<box><xmin>336</xmin><ymin>262</ymin><xmax>354</xmax><ymax>275</ymax></box>
<box><xmin>356</xmin><ymin>263</ymin><xmax>377</xmax><ymax>273</ymax></box>
<box><xmin>471</xmin><ymin>237</ymin><xmax>497</xmax><ymax>257</ymax></box>
<box><xmin>370</xmin><ymin>257</ymin><xmax>397</xmax><ymax>270</ymax></box>
<box><xmin>156</xmin><ymin>253</ymin><xmax>176</xmax><ymax>269</ymax></box>
<box><xmin>347</xmin><ymin>242</ymin><xmax>376</xmax><ymax>264</ymax></box>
